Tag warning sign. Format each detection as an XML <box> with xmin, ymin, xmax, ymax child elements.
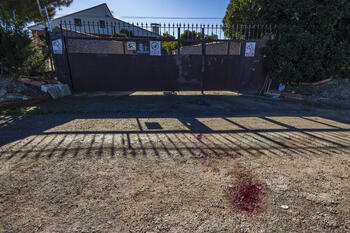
<box><xmin>52</xmin><ymin>39</ymin><xmax>63</xmax><ymax>54</ymax></box>
<box><xmin>127</xmin><ymin>41</ymin><xmax>136</xmax><ymax>51</ymax></box>
<box><xmin>150</xmin><ymin>41</ymin><xmax>161</xmax><ymax>56</ymax></box>
<box><xmin>245</xmin><ymin>42</ymin><xmax>256</xmax><ymax>57</ymax></box>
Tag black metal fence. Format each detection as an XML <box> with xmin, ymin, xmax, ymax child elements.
<box><xmin>50</xmin><ymin>20</ymin><xmax>269</xmax><ymax>92</ymax></box>
<box><xmin>58</xmin><ymin>20</ymin><xmax>277</xmax><ymax>40</ymax></box>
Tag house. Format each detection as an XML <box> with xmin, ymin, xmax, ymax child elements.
<box><xmin>29</xmin><ymin>3</ymin><xmax>160</xmax><ymax>39</ymax></box>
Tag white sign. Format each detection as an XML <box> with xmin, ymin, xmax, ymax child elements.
<box><xmin>52</xmin><ymin>39</ymin><xmax>63</xmax><ymax>54</ymax></box>
<box><xmin>127</xmin><ymin>41</ymin><xmax>136</xmax><ymax>51</ymax></box>
<box><xmin>245</xmin><ymin>42</ymin><xmax>256</xmax><ymax>57</ymax></box>
<box><xmin>150</xmin><ymin>41</ymin><xmax>161</xmax><ymax>56</ymax></box>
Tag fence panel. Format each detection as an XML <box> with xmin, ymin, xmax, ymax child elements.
<box><xmin>50</xmin><ymin>21</ymin><xmax>270</xmax><ymax>93</ymax></box>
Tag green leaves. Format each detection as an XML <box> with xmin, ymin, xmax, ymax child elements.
<box><xmin>0</xmin><ymin>0</ymin><xmax>73</xmax><ymax>23</ymax></box>
<box><xmin>0</xmin><ymin>19</ymin><xmax>46</xmax><ymax>77</ymax></box>
<box><xmin>224</xmin><ymin>0</ymin><xmax>350</xmax><ymax>82</ymax></box>
<box><xmin>161</xmin><ymin>33</ymin><xmax>177</xmax><ymax>55</ymax></box>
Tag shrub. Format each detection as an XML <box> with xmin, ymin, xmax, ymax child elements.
<box><xmin>224</xmin><ymin>0</ymin><xmax>350</xmax><ymax>83</ymax></box>
<box><xmin>0</xmin><ymin>18</ymin><xmax>46</xmax><ymax>77</ymax></box>
<box><xmin>161</xmin><ymin>33</ymin><xmax>178</xmax><ymax>55</ymax></box>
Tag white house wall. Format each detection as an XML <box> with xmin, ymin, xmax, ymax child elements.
<box><xmin>56</xmin><ymin>17</ymin><xmax>158</xmax><ymax>37</ymax></box>
<box><xmin>30</xmin><ymin>5</ymin><xmax>159</xmax><ymax>38</ymax></box>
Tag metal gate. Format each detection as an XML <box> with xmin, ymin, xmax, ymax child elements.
<box><xmin>50</xmin><ymin>22</ymin><xmax>272</xmax><ymax>93</ymax></box>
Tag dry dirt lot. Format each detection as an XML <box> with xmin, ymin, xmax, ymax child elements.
<box><xmin>0</xmin><ymin>92</ymin><xmax>350</xmax><ymax>232</ymax></box>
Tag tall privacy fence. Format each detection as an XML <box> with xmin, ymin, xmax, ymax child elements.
<box><xmin>58</xmin><ymin>20</ymin><xmax>277</xmax><ymax>41</ymax></box>
<box><xmin>49</xmin><ymin>20</ymin><xmax>268</xmax><ymax>93</ymax></box>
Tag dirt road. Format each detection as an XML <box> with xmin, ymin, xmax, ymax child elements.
<box><xmin>1</xmin><ymin>92</ymin><xmax>350</xmax><ymax>232</ymax></box>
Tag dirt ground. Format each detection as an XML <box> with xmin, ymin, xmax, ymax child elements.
<box><xmin>299</xmin><ymin>78</ymin><xmax>350</xmax><ymax>109</ymax></box>
<box><xmin>1</xmin><ymin>92</ymin><xmax>350</xmax><ymax>232</ymax></box>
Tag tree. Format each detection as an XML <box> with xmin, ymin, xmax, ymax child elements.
<box><xmin>223</xmin><ymin>0</ymin><xmax>350</xmax><ymax>83</ymax></box>
<box><xmin>161</xmin><ymin>33</ymin><xmax>178</xmax><ymax>55</ymax></box>
<box><xmin>205</xmin><ymin>34</ymin><xmax>218</xmax><ymax>40</ymax></box>
<box><xmin>0</xmin><ymin>0</ymin><xmax>73</xmax><ymax>23</ymax></box>
<box><xmin>180</xmin><ymin>30</ymin><xmax>218</xmax><ymax>46</ymax></box>
<box><xmin>0</xmin><ymin>19</ymin><xmax>46</xmax><ymax>77</ymax></box>
<box><xmin>0</xmin><ymin>1</ymin><xmax>73</xmax><ymax>78</ymax></box>
<box><xmin>180</xmin><ymin>30</ymin><xmax>200</xmax><ymax>40</ymax></box>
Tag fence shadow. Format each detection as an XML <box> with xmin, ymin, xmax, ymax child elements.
<box><xmin>1</xmin><ymin>94</ymin><xmax>350</xmax><ymax>161</ymax></box>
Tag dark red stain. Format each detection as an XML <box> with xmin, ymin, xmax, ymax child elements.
<box><xmin>196</xmin><ymin>134</ymin><xmax>204</xmax><ymax>141</ymax></box>
<box><xmin>228</xmin><ymin>179</ymin><xmax>264</xmax><ymax>214</ymax></box>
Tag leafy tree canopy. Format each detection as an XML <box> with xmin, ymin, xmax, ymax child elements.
<box><xmin>161</xmin><ymin>33</ymin><xmax>175</xmax><ymax>40</ymax></box>
<box><xmin>161</xmin><ymin>33</ymin><xmax>177</xmax><ymax>55</ymax></box>
<box><xmin>0</xmin><ymin>0</ymin><xmax>73</xmax><ymax>23</ymax></box>
<box><xmin>223</xmin><ymin>0</ymin><xmax>350</xmax><ymax>82</ymax></box>
<box><xmin>0</xmin><ymin>19</ymin><xmax>47</xmax><ymax>76</ymax></box>
<box><xmin>180</xmin><ymin>30</ymin><xmax>218</xmax><ymax>46</ymax></box>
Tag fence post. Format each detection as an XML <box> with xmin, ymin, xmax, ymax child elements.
<box><xmin>44</xmin><ymin>27</ymin><xmax>54</xmax><ymax>72</ymax></box>
<box><xmin>227</xmin><ymin>41</ymin><xmax>231</xmax><ymax>56</ymax></box>
<box><xmin>177</xmin><ymin>27</ymin><xmax>181</xmax><ymax>55</ymax></box>
<box><xmin>61</xmin><ymin>27</ymin><xmax>75</xmax><ymax>91</ymax></box>
<box><xmin>201</xmin><ymin>27</ymin><xmax>206</xmax><ymax>94</ymax></box>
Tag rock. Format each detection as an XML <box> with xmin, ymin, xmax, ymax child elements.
<box><xmin>42</xmin><ymin>83</ymin><xmax>71</xmax><ymax>99</ymax></box>
<box><xmin>0</xmin><ymin>88</ymin><xmax>6</xmax><ymax>98</ymax></box>
<box><xmin>19</xmin><ymin>78</ymin><xmax>43</xmax><ymax>87</ymax></box>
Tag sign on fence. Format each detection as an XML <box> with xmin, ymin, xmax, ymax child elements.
<box><xmin>127</xmin><ymin>42</ymin><xmax>136</xmax><ymax>51</ymax></box>
<box><xmin>245</xmin><ymin>42</ymin><xmax>256</xmax><ymax>57</ymax></box>
<box><xmin>150</xmin><ymin>41</ymin><xmax>161</xmax><ymax>56</ymax></box>
<box><xmin>52</xmin><ymin>39</ymin><xmax>63</xmax><ymax>54</ymax></box>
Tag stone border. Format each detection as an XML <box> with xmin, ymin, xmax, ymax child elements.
<box><xmin>1</xmin><ymin>94</ymin><xmax>51</xmax><ymax>109</ymax></box>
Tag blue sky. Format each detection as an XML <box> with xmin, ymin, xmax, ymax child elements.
<box><xmin>55</xmin><ymin>0</ymin><xmax>230</xmax><ymax>25</ymax></box>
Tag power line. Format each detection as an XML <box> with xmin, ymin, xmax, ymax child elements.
<box><xmin>120</xmin><ymin>16</ymin><xmax>223</xmax><ymax>20</ymax></box>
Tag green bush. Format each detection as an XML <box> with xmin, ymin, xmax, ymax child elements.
<box><xmin>0</xmin><ymin>19</ymin><xmax>46</xmax><ymax>77</ymax></box>
<box><xmin>264</xmin><ymin>25</ymin><xmax>348</xmax><ymax>83</ymax></box>
<box><xmin>161</xmin><ymin>33</ymin><xmax>178</xmax><ymax>55</ymax></box>
<box><xmin>224</xmin><ymin>0</ymin><xmax>350</xmax><ymax>83</ymax></box>
<box><xmin>24</xmin><ymin>44</ymin><xmax>47</xmax><ymax>76</ymax></box>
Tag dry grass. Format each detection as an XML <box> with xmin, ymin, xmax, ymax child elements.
<box><xmin>1</xmin><ymin>93</ymin><xmax>350</xmax><ymax>232</ymax></box>
<box><xmin>0</xmin><ymin>115</ymin><xmax>350</xmax><ymax>232</ymax></box>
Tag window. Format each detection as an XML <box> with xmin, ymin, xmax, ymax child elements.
<box><xmin>74</xmin><ymin>18</ymin><xmax>82</xmax><ymax>27</ymax></box>
<box><xmin>100</xmin><ymin>20</ymin><xmax>105</xmax><ymax>28</ymax></box>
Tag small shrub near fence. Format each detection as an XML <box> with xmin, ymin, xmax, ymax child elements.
<box><xmin>0</xmin><ymin>19</ymin><xmax>49</xmax><ymax>78</ymax></box>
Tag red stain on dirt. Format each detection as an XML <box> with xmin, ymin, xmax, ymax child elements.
<box><xmin>196</xmin><ymin>134</ymin><xmax>204</xmax><ymax>141</ymax></box>
<box><xmin>228</xmin><ymin>177</ymin><xmax>265</xmax><ymax>215</ymax></box>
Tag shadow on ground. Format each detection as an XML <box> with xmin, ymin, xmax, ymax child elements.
<box><xmin>1</xmin><ymin>93</ymin><xmax>350</xmax><ymax>161</ymax></box>
<box><xmin>1</xmin><ymin>93</ymin><xmax>350</xmax><ymax>232</ymax></box>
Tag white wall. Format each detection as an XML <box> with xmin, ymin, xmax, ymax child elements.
<box><xmin>30</xmin><ymin>5</ymin><xmax>159</xmax><ymax>38</ymax></box>
<box><xmin>56</xmin><ymin>17</ymin><xmax>158</xmax><ymax>38</ymax></box>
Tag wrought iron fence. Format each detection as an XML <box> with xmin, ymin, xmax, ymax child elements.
<box><xmin>58</xmin><ymin>20</ymin><xmax>277</xmax><ymax>41</ymax></box>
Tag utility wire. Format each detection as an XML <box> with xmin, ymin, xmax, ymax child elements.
<box><xmin>120</xmin><ymin>16</ymin><xmax>223</xmax><ymax>20</ymax></box>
